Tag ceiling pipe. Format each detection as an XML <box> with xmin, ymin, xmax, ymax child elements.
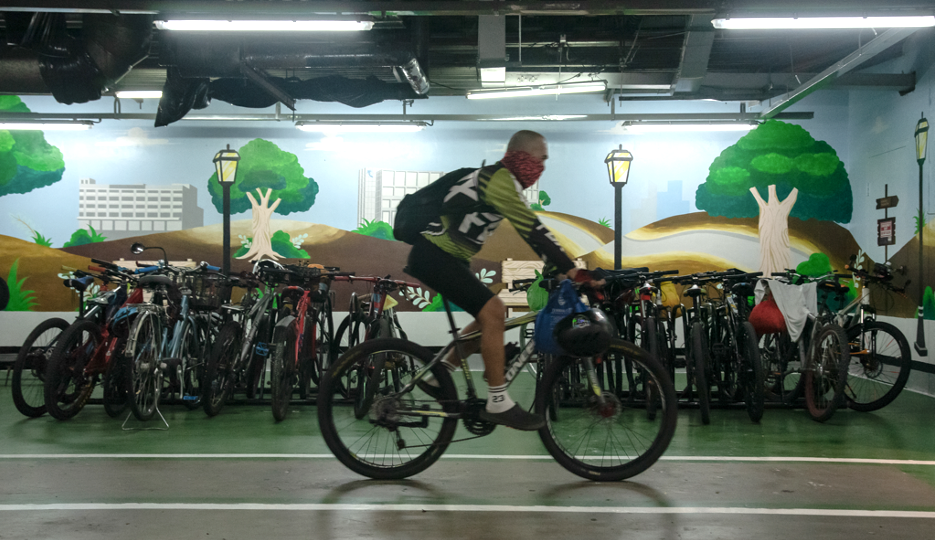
<box><xmin>0</xmin><ymin>12</ymin><xmax>152</xmax><ymax>103</ymax></box>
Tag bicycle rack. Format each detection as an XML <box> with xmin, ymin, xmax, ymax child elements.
<box><xmin>120</xmin><ymin>407</ymin><xmax>170</xmax><ymax>431</ymax></box>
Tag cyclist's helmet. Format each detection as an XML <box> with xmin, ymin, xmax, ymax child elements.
<box><xmin>553</xmin><ymin>307</ymin><xmax>614</xmax><ymax>356</ymax></box>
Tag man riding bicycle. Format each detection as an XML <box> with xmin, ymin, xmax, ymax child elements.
<box><xmin>398</xmin><ymin>130</ymin><xmax>588</xmax><ymax>431</ymax></box>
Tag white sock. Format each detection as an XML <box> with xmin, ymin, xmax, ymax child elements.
<box><xmin>422</xmin><ymin>360</ymin><xmax>458</xmax><ymax>387</ymax></box>
<box><xmin>486</xmin><ymin>384</ymin><xmax>515</xmax><ymax>413</ymax></box>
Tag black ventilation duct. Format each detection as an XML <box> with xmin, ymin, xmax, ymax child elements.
<box><xmin>155</xmin><ymin>35</ymin><xmax>430</xmax><ymax>127</ymax></box>
<box><xmin>0</xmin><ymin>12</ymin><xmax>152</xmax><ymax>104</ymax></box>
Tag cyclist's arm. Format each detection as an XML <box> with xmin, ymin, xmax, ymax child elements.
<box><xmin>481</xmin><ymin>168</ymin><xmax>576</xmax><ymax>274</ymax></box>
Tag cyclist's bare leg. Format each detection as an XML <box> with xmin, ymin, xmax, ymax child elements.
<box><xmin>475</xmin><ymin>296</ymin><xmax>506</xmax><ymax>387</ymax></box>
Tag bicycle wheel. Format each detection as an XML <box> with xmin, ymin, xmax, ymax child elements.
<box><xmin>271</xmin><ymin>322</ymin><xmax>298</xmax><ymax>421</ymax></box>
<box><xmin>739</xmin><ymin>322</ymin><xmax>765</xmax><ymax>422</ymax></box>
<box><xmin>203</xmin><ymin>320</ymin><xmax>243</xmax><ymax>417</ymax></box>
<box><xmin>804</xmin><ymin>323</ymin><xmax>849</xmax><ymax>422</ymax></box>
<box><xmin>245</xmin><ymin>313</ymin><xmax>270</xmax><ymax>400</ymax></box>
<box><xmin>691</xmin><ymin>321</ymin><xmax>711</xmax><ymax>425</ymax></box>
<box><xmin>317</xmin><ymin>338</ymin><xmax>459</xmax><ymax>480</ymax></box>
<box><xmin>760</xmin><ymin>332</ymin><xmax>802</xmax><ymax>404</ymax></box>
<box><xmin>708</xmin><ymin>312</ymin><xmax>736</xmax><ymax>404</ymax></box>
<box><xmin>13</xmin><ymin>317</ymin><xmax>69</xmax><ymax>417</ymax></box>
<box><xmin>44</xmin><ymin>319</ymin><xmax>99</xmax><ymax>420</ymax></box>
<box><xmin>308</xmin><ymin>301</ymin><xmax>334</xmax><ymax>387</ymax></box>
<box><xmin>329</xmin><ymin>314</ymin><xmax>368</xmax><ymax>397</ymax></box>
<box><xmin>127</xmin><ymin>312</ymin><xmax>161</xmax><ymax>421</ymax></box>
<box><xmin>179</xmin><ymin>319</ymin><xmax>207</xmax><ymax>410</ymax></box>
<box><xmin>844</xmin><ymin>320</ymin><xmax>911</xmax><ymax>412</ymax></box>
<box><xmin>537</xmin><ymin>339</ymin><xmax>677</xmax><ymax>482</ymax></box>
<box><xmin>102</xmin><ymin>340</ymin><xmax>129</xmax><ymax>418</ymax></box>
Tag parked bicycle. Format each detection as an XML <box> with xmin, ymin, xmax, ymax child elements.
<box><xmin>42</xmin><ymin>259</ymin><xmax>159</xmax><ymax>420</ymax></box>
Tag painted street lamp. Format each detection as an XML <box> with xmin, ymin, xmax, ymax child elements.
<box><xmin>605</xmin><ymin>146</ymin><xmax>633</xmax><ymax>270</ymax></box>
<box><xmin>915</xmin><ymin>115</ymin><xmax>928</xmax><ymax>356</ymax></box>
<box><xmin>213</xmin><ymin>144</ymin><xmax>240</xmax><ymax>276</ymax></box>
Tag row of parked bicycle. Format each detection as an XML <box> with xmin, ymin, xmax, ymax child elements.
<box><xmin>10</xmin><ymin>244</ymin><xmax>911</xmax><ymax>429</ymax></box>
<box><xmin>593</xmin><ymin>260</ymin><xmax>911</xmax><ymax>425</ymax></box>
<box><xmin>10</xmin><ymin>241</ymin><xmax>419</xmax><ymax>422</ymax></box>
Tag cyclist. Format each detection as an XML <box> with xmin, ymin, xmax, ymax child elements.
<box><xmin>400</xmin><ymin>130</ymin><xmax>587</xmax><ymax>430</ymax></box>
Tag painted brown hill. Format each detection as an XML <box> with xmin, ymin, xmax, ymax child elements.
<box><xmin>0</xmin><ymin>235</ymin><xmax>94</xmax><ymax>311</ymax></box>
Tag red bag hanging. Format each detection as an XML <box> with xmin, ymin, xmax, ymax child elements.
<box><xmin>749</xmin><ymin>297</ymin><xmax>786</xmax><ymax>336</ymax></box>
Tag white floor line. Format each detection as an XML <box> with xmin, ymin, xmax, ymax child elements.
<box><xmin>0</xmin><ymin>454</ymin><xmax>933</xmax><ymax>466</ymax></box>
<box><xmin>0</xmin><ymin>503</ymin><xmax>933</xmax><ymax>518</ymax></box>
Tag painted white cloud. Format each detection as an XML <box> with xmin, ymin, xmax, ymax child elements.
<box><xmin>95</xmin><ymin>127</ymin><xmax>170</xmax><ymax>148</ymax></box>
<box><xmin>870</xmin><ymin>116</ymin><xmax>888</xmax><ymax>135</ymax></box>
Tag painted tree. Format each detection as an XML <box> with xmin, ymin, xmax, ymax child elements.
<box><xmin>695</xmin><ymin>120</ymin><xmax>852</xmax><ymax>276</ymax></box>
<box><xmin>207</xmin><ymin>139</ymin><xmax>319</xmax><ymax>261</ymax></box>
<box><xmin>0</xmin><ymin>96</ymin><xmax>66</xmax><ymax>198</ymax></box>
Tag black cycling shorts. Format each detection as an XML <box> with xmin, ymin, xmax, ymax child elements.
<box><xmin>404</xmin><ymin>236</ymin><xmax>495</xmax><ymax>317</ymax></box>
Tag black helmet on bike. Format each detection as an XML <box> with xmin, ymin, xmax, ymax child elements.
<box><xmin>553</xmin><ymin>307</ymin><xmax>614</xmax><ymax>356</ymax></box>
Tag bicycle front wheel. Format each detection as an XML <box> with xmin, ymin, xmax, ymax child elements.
<box><xmin>845</xmin><ymin>321</ymin><xmax>911</xmax><ymax>412</ymax></box>
<box><xmin>203</xmin><ymin>320</ymin><xmax>243</xmax><ymax>417</ymax></box>
<box><xmin>739</xmin><ymin>322</ymin><xmax>765</xmax><ymax>422</ymax></box>
<box><xmin>536</xmin><ymin>339</ymin><xmax>677</xmax><ymax>482</ymax></box>
<box><xmin>44</xmin><ymin>319</ymin><xmax>99</xmax><ymax>420</ymax></box>
<box><xmin>127</xmin><ymin>312</ymin><xmax>162</xmax><ymax>421</ymax></box>
<box><xmin>805</xmin><ymin>323</ymin><xmax>849</xmax><ymax>422</ymax></box>
<box><xmin>271</xmin><ymin>322</ymin><xmax>297</xmax><ymax>422</ymax></box>
<box><xmin>692</xmin><ymin>322</ymin><xmax>711</xmax><ymax>425</ymax></box>
<box><xmin>317</xmin><ymin>338</ymin><xmax>459</xmax><ymax>480</ymax></box>
<box><xmin>13</xmin><ymin>317</ymin><xmax>69</xmax><ymax>417</ymax></box>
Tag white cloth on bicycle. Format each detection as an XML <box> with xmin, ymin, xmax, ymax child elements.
<box><xmin>754</xmin><ymin>279</ymin><xmax>818</xmax><ymax>342</ymax></box>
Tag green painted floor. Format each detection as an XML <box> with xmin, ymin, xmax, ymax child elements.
<box><xmin>1</xmin><ymin>371</ymin><xmax>934</xmax><ymax>539</ymax></box>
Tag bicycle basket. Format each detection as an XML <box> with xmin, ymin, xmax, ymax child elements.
<box><xmin>185</xmin><ymin>273</ymin><xmax>232</xmax><ymax>311</ymax></box>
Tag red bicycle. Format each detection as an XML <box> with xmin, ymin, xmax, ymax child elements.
<box><xmin>267</xmin><ymin>264</ymin><xmax>352</xmax><ymax>421</ymax></box>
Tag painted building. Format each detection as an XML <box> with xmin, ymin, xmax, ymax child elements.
<box><xmin>77</xmin><ymin>178</ymin><xmax>204</xmax><ymax>239</ymax></box>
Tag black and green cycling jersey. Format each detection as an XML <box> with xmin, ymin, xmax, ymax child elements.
<box><xmin>419</xmin><ymin>162</ymin><xmax>576</xmax><ymax>274</ymax></box>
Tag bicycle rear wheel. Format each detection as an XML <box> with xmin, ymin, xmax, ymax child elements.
<box><xmin>102</xmin><ymin>340</ymin><xmax>128</xmax><ymax>418</ymax></box>
<box><xmin>44</xmin><ymin>319</ymin><xmax>99</xmax><ymax>420</ymax></box>
<box><xmin>536</xmin><ymin>339</ymin><xmax>677</xmax><ymax>482</ymax></box>
<box><xmin>127</xmin><ymin>312</ymin><xmax>161</xmax><ymax>422</ymax></box>
<box><xmin>329</xmin><ymin>314</ymin><xmax>368</xmax><ymax>397</ymax></box>
<box><xmin>845</xmin><ymin>321</ymin><xmax>911</xmax><ymax>412</ymax></box>
<box><xmin>13</xmin><ymin>317</ymin><xmax>69</xmax><ymax>417</ymax></box>
<box><xmin>317</xmin><ymin>338</ymin><xmax>458</xmax><ymax>480</ymax></box>
<box><xmin>805</xmin><ymin>323</ymin><xmax>849</xmax><ymax>422</ymax></box>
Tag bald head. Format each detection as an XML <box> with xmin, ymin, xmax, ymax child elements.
<box><xmin>507</xmin><ymin>130</ymin><xmax>546</xmax><ymax>153</ymax></box>
<box><xmin>506</xmin><ymin>130</ymin><xmax>548</xmax><ymax>165</ymax></box>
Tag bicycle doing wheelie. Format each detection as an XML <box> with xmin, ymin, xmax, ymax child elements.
<box><xmin>317</xmin><ymin>278</ymin><xmax>677</xmax><ymax>482</ymax></box>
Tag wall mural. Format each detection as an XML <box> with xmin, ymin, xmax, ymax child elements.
<box><xmin>0</xmin><ymin>97</ymin><xmax>927</xmax><ymax>330</ymax></box>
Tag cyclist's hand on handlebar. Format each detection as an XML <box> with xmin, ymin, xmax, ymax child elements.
<box><xmin>566</xmin><ymin>268</ymin><xmax>606</xmax><ymax>289</ymax></box>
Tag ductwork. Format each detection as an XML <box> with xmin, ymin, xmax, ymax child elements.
<box><xmin>154</xmin><ymin>34</ymin><xmax>431</xmax><ymax>127</ymax></box>
<box><xmin>160</xmin><ymin>34</ymin><xmax>431</xmax><ymax>95</ymax></box>
<box><xmin>0</xmin><ymin>12</ymin><xmax>152</xmax><ymax>104</ymax></box>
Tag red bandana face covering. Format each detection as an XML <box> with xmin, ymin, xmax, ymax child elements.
<box><xmin>500</xmin><ymin>150</ymin><xmax>545</xmax><ymax>188</ymax></box>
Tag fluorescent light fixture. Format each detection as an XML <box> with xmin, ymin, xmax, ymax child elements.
<box><xmin>155</xmin><ymin>19</ymin><xmax>374</xmax><ymax>32</ymax></box>
<box><xmin>623</xmin><ymin>122</ymin><xmax>758</xmax><ymax>134</ymax></box>
<box><xmin>296</xmin><ymin>121</ymin><xmax>426</xmax><ymax>133</ymax></box>
<box><xmin>467</xmin><ymin>81</ymin><xmax>606</xmax><ymax>100</ymax></box>
<box><xmin>115</xmin><ymin>91</ymin><xmax>163</xmax><ymax>99</ymax></box>
<box><xmin>712</xmin><ymin>16</ymin><xmax>935</xmax><ymax>30</ymax></box>
<box><xmin>480</xmin><ymin>67</ymin><xmax>506</xmax><ymax>84</ymax></box>
<box><xmin>0</xmin><ymin>121</ymin><xmax>93</xmax><ymax>131</ymax></box>
<box><xmin>488</xmin><ymin>115</ymin><xmax>587</xmax><ymax>121</ymax></box>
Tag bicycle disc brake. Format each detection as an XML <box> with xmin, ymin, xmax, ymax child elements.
<box><xmin>462</xmin><ymin>398</ymin><xmax>496</xmax><ymax>436</ymax></box>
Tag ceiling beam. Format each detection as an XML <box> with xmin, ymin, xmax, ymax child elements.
<box><xmin>758</xmin><ymin>27</ymin><xmax>919</xmax><ymax>118</ymax></box>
